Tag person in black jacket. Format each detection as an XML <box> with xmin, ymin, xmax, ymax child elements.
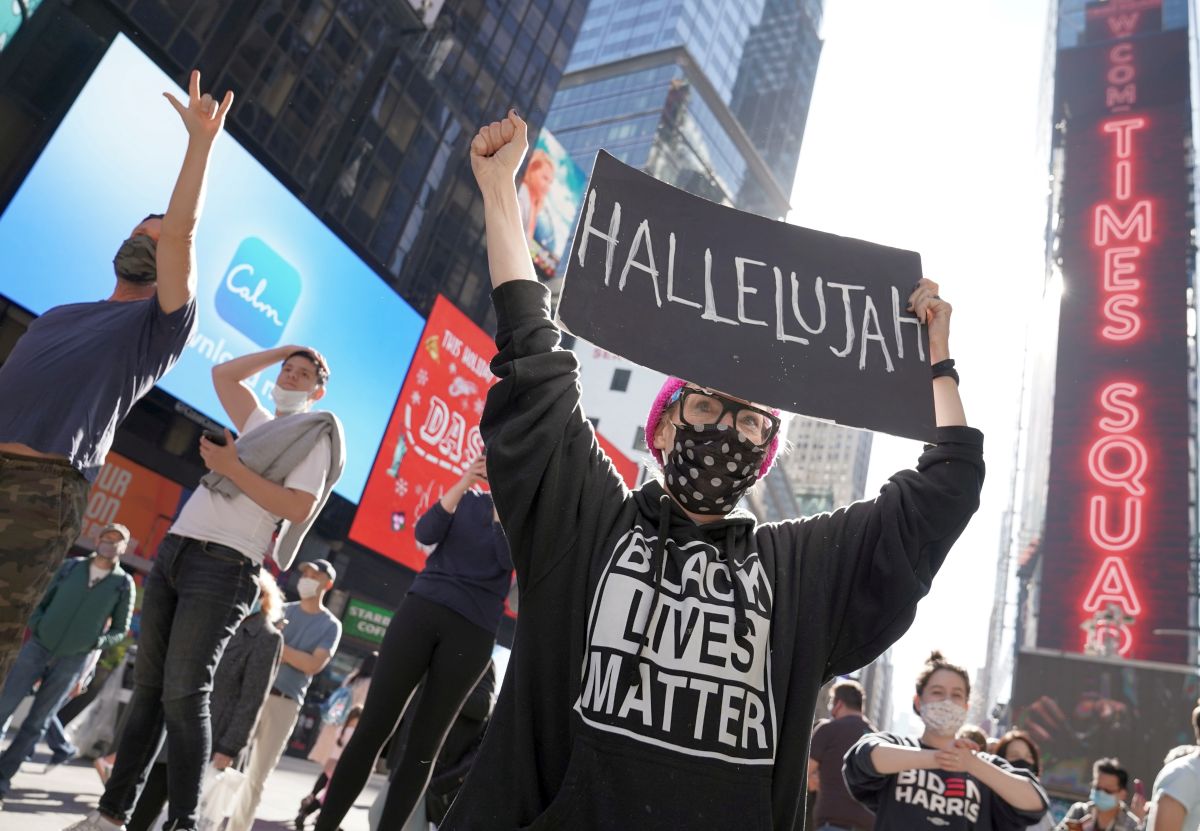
<box><xmin>314</xmin><ymin>456</ymin><xmax>511</xmax><ymax>831</ymax></box>
<box><xmin>844</xmin><ymin>651</ymin><xmax>1048</xmax><ymax>830</ymax></box>
<box><xmin>425</xmin><ymin>660</ymin><xmax>496</xmax><ymax>824</ymax></box>
<box><xmin>431</xmin><ymin>112</ymin><xmax>986</xmax><ymax>831</ymax></box>
<box><xmin>125</xmin><ymin>573</ymin><xmax>285</xmax><ymax>831</ymax></box>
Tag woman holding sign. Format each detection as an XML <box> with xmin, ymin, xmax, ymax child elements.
<box><xmin>444</xmin><ymin>110</ymin><xmax>987</xmax><ymax>831</ymax></box>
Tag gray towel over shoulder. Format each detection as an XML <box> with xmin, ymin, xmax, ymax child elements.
<box><xmin>201</xmin><ymin>410</ymin><xmax>346</xmax><ymax>570</ymax></box>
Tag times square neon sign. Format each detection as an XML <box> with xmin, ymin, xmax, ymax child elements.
<box><xmin>1078</xmin><ymin>40</ymin><xmax>1152</xmax><ymax>656</ymax></box>
<box><xmin>1036</xmin><ymin>0</ymin><xmax>1190</xmax><ymax>664</ymax></box>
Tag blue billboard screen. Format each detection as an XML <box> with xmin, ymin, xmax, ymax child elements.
<box><xmin>0</xmin><ymin>35</ymin><xmax>424</xmax><ymax>501</ymax></box>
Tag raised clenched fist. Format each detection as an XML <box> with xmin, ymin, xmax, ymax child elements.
<box><xmin>470</xmin><ymin>109</ymin><xmax>529</xmax><ymax>191</ymax></box>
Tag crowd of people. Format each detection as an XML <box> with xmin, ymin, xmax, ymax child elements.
<box><xmin>0</xmin><ymin>66</ymin><xmax>1194</xmax><ymax>831</ymax></box>
<box><xmin>805</xmin><ymin>654</ymin><xmax>1200</xmax><ymax>831</ymax></box>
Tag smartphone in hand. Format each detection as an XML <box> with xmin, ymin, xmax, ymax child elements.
<box><xmin>202</xmin><ymin>429</ymin><xmax>228</xmax><ymax>447</ymax></box>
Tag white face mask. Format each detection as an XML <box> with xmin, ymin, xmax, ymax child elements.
<box><xmin>297</xmin><ymin>576</ymin><xmax>322</xmax><ymax>599</ymax></box>
<box><xmin>271</xmin><ymin>386</ymin><xmax>312</xmax><ymax>414</ymax></box>
<box><xmin>920</xmin><ymin>699</ymin><xmax>969</xmax><ymax>736</ymax></box>
<box><xmin>96</xmin><ymin>541</ymin><xmax>123</xmax><ymax>560</ymax></box>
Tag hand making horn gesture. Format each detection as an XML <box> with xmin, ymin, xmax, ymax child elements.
<box><xmin>470</xmin><ymin>108</ymin><xmax>529</xmax><ymax>190</ymax></box>
<box><xmin>163</xmin><ymin>69</ymin><xmax>234</xmax><ymax>143</ymax></box>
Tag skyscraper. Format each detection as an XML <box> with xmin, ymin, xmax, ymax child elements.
<box><xmin>0</xmin><ymin>0</ymin><xmax>590</xmax><ymax>326</ymax></box>
<box><xmin>780</xmin><ymin>418</ymin><xmax>873</xmax><ymax>514</ymax></box>
<box><xmin>550</xmin><ymin>0</ymin><xmax>826</xmax><ymax>467</ymax></box>
<box><xmin>545</xmin><ymin>0</ymin><xmax>823</xmax><ymax>217</ymax></box>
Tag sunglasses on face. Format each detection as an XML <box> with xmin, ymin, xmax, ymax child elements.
<box><xmin>669</xmin><ymin>387</ymin><xmax>781</xmax><ymax>447</ymax></box>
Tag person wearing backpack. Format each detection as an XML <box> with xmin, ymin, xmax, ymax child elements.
<box><xmin>0</xmin><ymin>523</ymin><xmax>134</xmax><ymax>807</ymax></box>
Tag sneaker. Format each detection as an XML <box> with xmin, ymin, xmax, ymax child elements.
<box><xmin>63</xmin><ymin>810</ymin><xmax>126</xmax><ymax>831</ymax></box>
<box><xmin>92</xmin><ymin>757</ymin><xmax>113</xmax><ymax>784</ymax></box>
<box><xmin>45</xmin><ymin>751</ymin><xmax>73</xmax><ymax>771</ymax></box>
<box><xmin>294</xmin><ymin>794</ymin><xmax>320</xmax><ymax>829</ymax></box>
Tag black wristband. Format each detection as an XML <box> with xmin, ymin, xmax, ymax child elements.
<box><xmin>931</xmin><ymin>358</ymin><xmax>959</xmax><ymax>386</ymax></box>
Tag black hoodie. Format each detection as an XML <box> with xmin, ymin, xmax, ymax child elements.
<box><xmin>442</xmin><ymin>280</ymin><xmax>985</xmax><ymax>831</ymax></box>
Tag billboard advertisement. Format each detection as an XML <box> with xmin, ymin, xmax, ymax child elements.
<box><xmin>0</xmin><ymin>34</ymin><xmax>424</xmax><ymax>501</ymax></box>
<box><xmin>520</xmin><ymin>127</ymin><xmax>587</xmax><ymax>280</ymax></box>
<box><xmin>350</xmin><ymin>295</ymin><xmax>498</xmax><ymax>570</ymax></box>
<box><xmin>75</xmin><ymin>452</ymin><xmax>186</xmax><ymax>558</ymax></box>
<box><xmin>1011</xmin><ymin>650</ymin><xmax>1199</xmax><ymax>798</ymax></box>
<box><xmin>350</xmin><ymin>294</ymin><xmax>643</xmax><ymax>571</ymax></box>
<box><xmin>594</xmin><ymin>431</ymin><xmax>641</xmax><ymax>491</ymax></box>
<box><xmin>1036</xmin><ymin>2</ymin><xmax>1193</xmax><ymax>663</ymax></box>
<box><xmin>342</xmin><ymin>598</ymin><xmax>394</xmax><ymax>646</ymax></box>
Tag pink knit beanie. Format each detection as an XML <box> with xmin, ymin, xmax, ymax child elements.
<box><xmin>645</xmin><ymin>377</ymin><xmax>781</xmax><ymax>477</ymax></box>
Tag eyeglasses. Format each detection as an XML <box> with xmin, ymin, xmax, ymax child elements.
<box><xmin>670</xmin><ymin>387</ymin><xmax>781</xmax><ymax>447</ymax></box>
<box><xmin>1093</xmin><ymin>784</ymin><xmax>1121</xmax><ymax>795</ymax></box>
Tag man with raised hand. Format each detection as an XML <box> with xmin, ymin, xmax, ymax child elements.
<box><xmin>0</xmin><ymin>69</ymin><xmax>230</xmax><ymax>684</ymax></box>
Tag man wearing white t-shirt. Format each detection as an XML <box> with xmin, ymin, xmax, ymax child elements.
<box><xmin>1147</xmin><ymin>704</ymin><xmax>1200</xmax><ymax>831</ymax></box>
<box><xmin>74</xmin><ymin>345</ymin><xmax>344</xmax><ymax>831</ymax></box>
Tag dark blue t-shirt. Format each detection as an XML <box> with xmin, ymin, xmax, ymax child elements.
<box><xmin>410</xmin><ymin>491</ymin><xmax>513</xmax><ymax>634</ymax></box>
<box><xmin>0</xmin><ymin>296</ymin><xmax>196</xmax><ymax>480</ymax></box>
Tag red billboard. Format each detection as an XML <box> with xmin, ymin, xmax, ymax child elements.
<box><xmin>351</xmin><ymin>294</ymin><xmax>644</xmax><ymax>571</ymax></box>
<box><xmin>1037</xmin><ymin>1</ymin><xmax>1192</xmax><ymax>663</ymax></box>
<box><xmin>350</xmin><ymin>296</ymin><xmax>498</xmax><ymax>570</ymax></box>
<box><xmin>76</xmin><ymin>452</ymin><xmax>185</xmax><ymax>558</ymax></box>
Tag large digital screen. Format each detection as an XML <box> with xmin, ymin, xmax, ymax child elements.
<box><xmin>75</xmin><ymin>452</ymin><xmax>186</xmax><ymax>559</ymax></box>
<box><xmin>349</xmin><ymin>293</ymin><xmax>643</xmax><ymax>572</ymax></box>
<box><xmin>350</xmin><ymin>295</ymin><xmax>498</xmax><ymax>570</ymax></box>
<box><xmin>1037</xmin><ymin>3</ymin><xmax>1192</xmax><ymax>663</ymax></box>
<box><xmin>521</xmin><ymin>127</ymin><xmax>587</xmax><ymax>280</ymax></box>
<box><xmin>1011</xmin><ymin>650</ymin><xmax>1199</xmax><ymax>799</ymax></box>
<box><xmin>0</xmin><ymin>35</ymin><xmax>424</xmax><ymax>500</ymax></box>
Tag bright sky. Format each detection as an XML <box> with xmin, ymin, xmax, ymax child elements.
<box><xmin>789</xmin><ymin>0</ymin><xmax>1052</xmax><ymax>731</ymax></box>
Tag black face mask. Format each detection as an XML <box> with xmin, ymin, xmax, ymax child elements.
<box><xmin>113</xmin><ymin>234</ymin><xmax>158</xmax><ymax>285</ymax></box>
<box><xmin>662</xmin><ymin>422</ymin><xmax>766</xmax><ymax>515</ymax></box>
<box><xmin>1007</xmin><ymin>758</ymin><xmax>1037</xmax><ymax>773</ymax></box>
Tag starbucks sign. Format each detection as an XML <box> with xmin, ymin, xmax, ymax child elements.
<box><xmin>344</xmin><ymin>598</ymin><xmax>393</xmax><ymax>645</ymax></box>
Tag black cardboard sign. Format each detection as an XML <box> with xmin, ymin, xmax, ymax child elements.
<box><xmin>557</xmin><ymin>151</ymin><xmax>936</xmax><ymax>441</ymax></box>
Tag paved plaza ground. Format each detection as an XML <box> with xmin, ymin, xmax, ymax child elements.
<box><xmin>0</xmin><ymin>749</ymin><xmax>386</xmax><ymax>830</ymax></box>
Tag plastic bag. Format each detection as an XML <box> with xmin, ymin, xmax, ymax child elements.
<box><xmin>197</xmin><ymin>764</ymin><xmax>247</xmax><ymax>831</ymax></box>
<box><xmin>64</xmin><ymin>651</ymin><xmax>133</xmax><ymax>757</ymax></box>
<box><xmin>321</xmin><ymin>685</ymin><xmax>353</xmax><ymax>725</ymax></box>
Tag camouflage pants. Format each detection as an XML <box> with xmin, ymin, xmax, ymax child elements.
<box><xmin>0</xmin><ymin>452</ymin><xmax>88</xmax><ymax>685</ymax></box>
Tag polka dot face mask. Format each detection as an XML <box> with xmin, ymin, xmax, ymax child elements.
<box><xmin>662</xmin><ymin>422</ymin><xmax>767</xmax><ymax>515</ymax></box>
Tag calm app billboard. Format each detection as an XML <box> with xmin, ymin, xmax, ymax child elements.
<box><xmin>0</xmin><ymin>35</ymin><xmax>423</xmax><ymax>500</ymax></box>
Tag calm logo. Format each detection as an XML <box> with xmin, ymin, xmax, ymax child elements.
<box><xmin>215</xmin><ymin>237</ymin><xmax>301</xmax><ymax>347</ymax></box>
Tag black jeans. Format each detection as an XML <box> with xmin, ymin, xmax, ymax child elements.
<box><xmin>315</xmin><ymin>594</ymin><xmax>494</xmax><ymax>831</ymax></box>
<box><xmin>127</xmin><ymin>762</ymin><xmax>169</xmax><ymax>831</ymax></box>
<box><xmin>99</xmin><ymin>535</ymin><xmax>258</xmax><ymax>829</ymax></box>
